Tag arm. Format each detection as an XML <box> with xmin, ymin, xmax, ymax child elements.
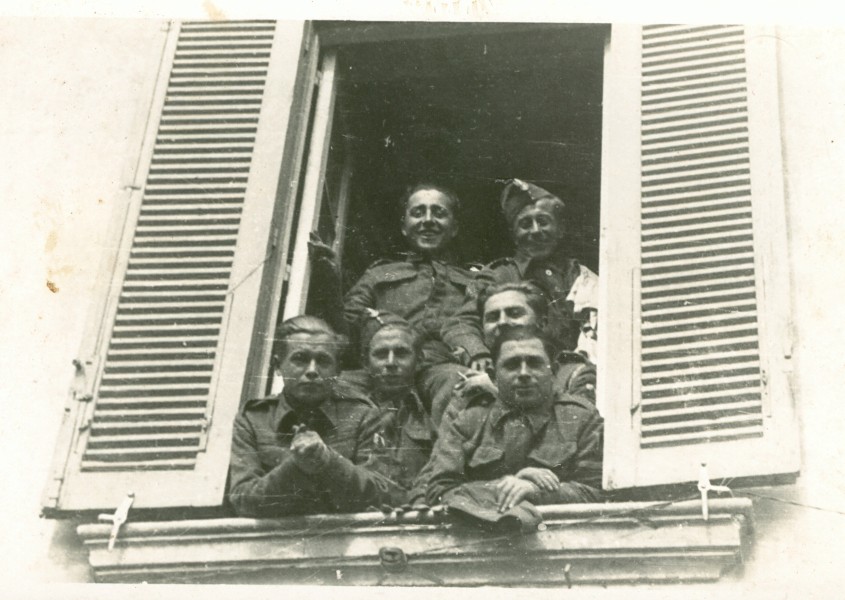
<box><xmin>307</xmin><ymin>232</ymin><xmax>347</xmax><ymax>335</ymax></box>
<box><xmin>440</xmin><ymin>270</ymin><xmax>497</xmax><ymax>364</ymax></box>
<box><xmin>310</xmin><ymin>407</ymin><xmax>406</xmax><ymax>511</ymax></box>
<box><xmin>227</xmin><ymin>417</ymin><xmax>317</xmax><ymax>517</ymax></box>
<box><xmin>424</xmin><ymin>411</ymin><xmax>475</xmax><ymax>505</ymax></box>
<box><xmin>534</xmin><ymin>410</ymin><xmax>604</xmax><ymax>504</ymax></box>
<box><xmin>341</xmin><ymin>270</ymin><xmax>378</xmax><ymax>351</ymax></box>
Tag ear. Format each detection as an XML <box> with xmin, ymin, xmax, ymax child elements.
<box><xmin>487</xmin><ymin>362</ymin><xmax>497</xmax><ymax>382</ymax></box>
<box><xmin>271</xmin><ymin>354</ymin><xmax>282</xmax><ymax>377</ymax></box>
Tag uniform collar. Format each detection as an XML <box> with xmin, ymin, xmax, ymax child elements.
<box><xmin>489</xmin><ymin>397</ymin><xmax>551</xmax><ymax>433</ymax></box>
<box><xmin>373</xmin><ymin>384</ymin><xmax>426</xmax><ymax>416</ymax></box>
<box><xmin>273</xmin><ymin>391</ymin><xmax>337</xmax><ymax>434</ymax></box>
<box><xmin>513</xmin><ymin>249</ymin><xmax>579</xmax><ymax>278</ymax></box>
<box><xmin>398</xmin><ymin>249</ymin><xmax>455</xmax><ymax>266</ymax></box>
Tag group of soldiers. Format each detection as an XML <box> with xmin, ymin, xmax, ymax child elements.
<box><xmin>227</xmin><ymin>179</ymin><xmax>604</xmax><ymax>522</ymax></box>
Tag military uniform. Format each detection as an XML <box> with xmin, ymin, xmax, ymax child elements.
<box><xmin>344</xmin><ymin>252</ymin><xmax>474</xmax><ymax>410</ymax></box>
<box><xmin>424</xmin><ymin>390</ymin><xmax>604</xmax><ymax>507</ymax></box>
<box><xmin>227</xmin><ymin>388</ymin><xmax>400</xmax><ymax>518</ymax></box>
<box><xmin>337</xmin><ymin>369</ymin><xmax>435</xmax><ymax>505</ymax></box>
<box><xmin>442</xmin><ymin>254</ymin><xmax>596</xmax><ymax>361</ymax></box>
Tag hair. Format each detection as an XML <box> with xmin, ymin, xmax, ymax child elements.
<box><xmin>398</xmin><ymin>182</ymin><xmax>461</xmax><ymax>215</ymax></box>
<box><xmin>490</xmin><ymin>326</ymin><xmax>556</xmax><ymax>367</ymax></box>
<box><xmin>271</xmin><ymin>315</ymin><xmax>343</xmax><ymax>366</ymax></box>
<box><xmin>359</xmin><ymin>312</ymin><xmax>423</xmax><ymax>364</ymax></box>
<box><xmin>476</xmin><ymin>280</ymin><xmax>549</xmax><ymax>323</ymax></box>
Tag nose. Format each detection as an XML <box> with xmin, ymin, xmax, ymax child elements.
<box><xmin>497</xmin><ymin>312</ymin><xmax>510</xmax><ymax>327</ymax></box>
<box><xmin>422</xmin><ymin>207</ymin><xmax>434</xmax><ymax>222</ymax></box>
<box><xmin>518</xmin><ymin>359</ymin><xmax>531</xmax><ymax>377</ymax></box>
<box><xmin>386</xmin><ymin>349</ymin><xmax>396</xmax><ymax>366</ymax></box>
<box><xmin>304</xmin><ymin>358</ymin><xmax>319</xmax><ymax>379</ymax></box>
<box><xmin>529</xmin><ymin>219</ymin><xmax>541</xmax><ymax>233</ymax></box>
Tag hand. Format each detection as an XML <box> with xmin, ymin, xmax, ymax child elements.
<box><xmin>515</xmin><ymin>467</ymin><xmax>560</xmax><ymax>492</ymax></box>
<box><xmin>469</xmin><ymin>356</ymin><xmax>493</xmax><ymax>374</ymax></box>
<box><xmin>456</xmin><ymin>371</ymin><xmax>497</xmax><ymax>398</ymax></box>
<box><xmin>290</xmin><ymin>429</ymin><xmax>332</xmax><ymax>473</ymax></box>
<box><xmin>495</xmin><ymin>475</ymin><xmax>539</xmax><ymax>512</ymax></box>
<box><xmin>307</xmin><ymin>231</ymin><xmax>337</xmax><ymax>264</ymax></box>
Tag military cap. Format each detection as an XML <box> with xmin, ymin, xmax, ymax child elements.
<box><xmin>500</xmin><ymin>178</ymin><xmax>565</xmax><ymax>226</ymax></box>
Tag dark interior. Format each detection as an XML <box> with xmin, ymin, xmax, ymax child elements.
<box><xmin>314</xmin><ymin>22</ymin><xmax>607</xmax><ymax>292</ymax></box>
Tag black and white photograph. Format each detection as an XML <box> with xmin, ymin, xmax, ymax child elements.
<box><xmin>2</xmin><ymin>1</ymin><xmax>844</xmax><ymax>596</ymax></box>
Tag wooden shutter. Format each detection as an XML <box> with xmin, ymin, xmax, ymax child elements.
<box><xmin>43</xmin><ymin>20</ymin><xmax>310</xmax><ymax>513</ymax></box>
<box><xmin>600</xmin><ymin>25</ymin><xmax>799</xmax><ymax>490</ymax></box>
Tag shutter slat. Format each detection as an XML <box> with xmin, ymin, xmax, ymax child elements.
<box><xmin>638</xmin><ymin>27</ymin><xmax>764</xmax><ymax>451</ymax></box>
<box><xmin>77</xmin><ymin>22</ymin><xmax>280</xmax><ymax>472</ymax></box>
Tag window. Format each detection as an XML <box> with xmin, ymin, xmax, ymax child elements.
<box><xmin>44</xmin><ymin>20</ymin><xmax>793</xmax><ymax>585</ymax></box>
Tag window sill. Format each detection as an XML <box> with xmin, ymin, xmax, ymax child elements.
<box><xmin>76</xmin><ymin>498</ymin><xmax>753</xmax><ymax>585</ymax></box>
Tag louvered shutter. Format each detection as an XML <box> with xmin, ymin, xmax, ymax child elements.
<box><xmin>601</xmin><ymin>25</ymin><xmax>799</xmax><ymax>490</ymax></box>
<box><xmin>43</xmin><ymin>20</ymin><xmax>310</xmax><ymax>513</ymax></box>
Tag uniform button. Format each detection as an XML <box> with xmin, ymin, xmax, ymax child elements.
<box><xmin>545</xmin><ymin>269</ymin><xmax>553</xmax><ymax>277</ymax></box>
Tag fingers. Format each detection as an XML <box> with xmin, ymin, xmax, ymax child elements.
<box><xmin>502</xmin><ymin>483</ymin><xmax>526</xmax><ymax>512</ymax></box>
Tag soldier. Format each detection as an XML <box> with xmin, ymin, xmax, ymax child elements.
<box><xmin>227</xmin><ymin>316</ymin><xmax>399</xmax><ymax>517</ymax></box>
<box><xmin>425</xmin><ymin>328</ymin><xmax>604</xmax><ymax>512</ymax></box>
<box><xmin>355</xmin><ymin>311</ymin><xmax>436</xmax><ymax>504</ymax></box>
<box><xmin>442</xmin><ymin>178</ymin><xmax>598</xmax><ymax>374</ymax></box>
<box><xmin>309</xmin><ymin>183</ymin><xmax>473</xmax><ymax>413</ymax></box>
<box><xmin>431</xmin><ymin>281</ymin><xmax>596</xmax><ymax>428</ymax></box>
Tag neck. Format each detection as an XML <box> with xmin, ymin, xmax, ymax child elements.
<box><xmin>284</xmin><ymin>392</ymin><xmax>325</xmax><ymax>415</ymax></box>
<box><xmin>373</xmin><ymin>385</ymin><xmax>412</xmax><ymax>408</ymax></box>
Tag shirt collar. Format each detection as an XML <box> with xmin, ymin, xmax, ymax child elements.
<box><xmin>273</xmin><ymin>391</ymin><xmax>337</xmax><ymax>434</ymax></box>
<box><xmin>489</xmin><ymin>397</ymin><xmax>551</xmax><ymax>433</ymax></box>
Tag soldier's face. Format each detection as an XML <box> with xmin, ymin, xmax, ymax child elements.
<box><xmin>401</xmin><ymin>189</ymin><xmax>458</xmax><ymax>254</ymax></box>
<box><xmin>277</xmin><ymin>333</ymin><xmax>338</xmax><ymax>407</ymax></box>
<box><xmin>367</xmin><ymin>327</ymin><xmax>417</xmax><ymax>393</ymax></box>
<box><xmin>482</xmin><ymin>290</ymin><xmax>539</xmax><ymax>348</ymax></box>
<box><xmin>512</xmin><ymin>199</ymin><xmax>564</xmax><ymax>259</ymax></box>
<box><xmin>495</xmin><ymin>338</ymin><xmax>554</xmax><ymax>410</ymax></box>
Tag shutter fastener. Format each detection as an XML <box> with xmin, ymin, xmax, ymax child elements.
<box><xmin>697</xmin><ymin>463</ymin><xmax>732</xmax><ymax>521</ymax></box>
<box><xmin>97</xmin><ymin>492</ymin><xmax>135</xmax><ymax>551</ymax></box>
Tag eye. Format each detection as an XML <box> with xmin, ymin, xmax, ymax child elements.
<box><xmin>535</xmin><ymin>215</ymin><xmax>553</xmax><ymax>226</ymax></box>
<box><xmin>483</xmin><ymin>310</ymin><xmax>499</xmax><ymax>324</ymax></box>
<box><xmin>371</xmin><ymin>349</ymin><xmax>389</xmax><ymax>360</ymax></box>
<box><xmin>527</xmin><ymin>357</ymin><xmax>547</xmax><ymax>370</ymax></box>
<box><xmin>431</xmin><ymin>206</ymin><xmax>449</xmax><ymax>218</ymax></box>
<box><xmin>517</xmin><ymin>217</ymin><xmax>532</xmax><ymax>230</ymax></box>
<box><xmin>505</xmin><ymin>307</ymin><xmax>526</xmax><ymax>319</ymax></box>
<box><xmin>289</xmin><ymin>352</ymin><xmax>309</xmax><ymax>365</ymax></box>
<box><xmin>501</xmin><ymin>357</ymin><xmax>521</xmax><ymax>371</ymax></box>
<box><xmin>394</xmin><ymin>348</ymin><xmax>412</xmax><ymax>358</ymax></box>
<box><xmin>315</xmin><ymin>353</ymin><xmax>335</xmax><ymax>368</ymax></box>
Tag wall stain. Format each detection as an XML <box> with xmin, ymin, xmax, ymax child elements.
<box><xmin>202</xmin><ymin>0</ymin><xmax>227</xmax><ymax>21</ymax></box>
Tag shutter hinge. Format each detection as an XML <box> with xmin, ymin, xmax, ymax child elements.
<box><xmin>71</xmin><ymin>358</ymin><xmax>94</xmax><ymax>403</ymax></box>
<box><xmin>98</xmin><ymin>492</ymin><xmax>135</xmax><ymax>551</ymax></box>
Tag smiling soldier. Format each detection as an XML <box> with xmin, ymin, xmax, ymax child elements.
<box><xmin>443</xmin><ymin>178</ymin><xmax>598</xmax><ymax>374</ymax></box>
<box><xmin>424</xmin><ymin>328</ymin><xmax>603</xmax><ymax>514</ymax></box>
<box><xmin>309</xmin><ymin>183</ymin><xmax>473</xmax><ymax>414</ymax></box>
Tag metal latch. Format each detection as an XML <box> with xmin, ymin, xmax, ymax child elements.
<box><xmin>97</xmin><ymin>492</ymin><xmax>135</xmax><ymax>551</ymax></box>
<box><xmin>697</xmin><ymin>463</ymin><xmax>732</xmax><ymax>521</ymax></box>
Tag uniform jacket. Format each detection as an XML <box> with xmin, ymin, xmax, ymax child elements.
<box><xmin>338</xmin><ymin>370</ymin><xmax>435</xmax><ymax>505</ymax></box>
<box><xmin>424</xmin><ymin>390</ymin><xmax>604</xmax><ymax>506</ymax></box>
<box><xmin>344</xmin><ymin>252</ymin><xmax>475</xmax><ymax>366</ymax></box>
<box><xmin>442</xmin><ymin>253</ymin><xmax>595</xmax><ymax>360</ymax></box>
<box><xmin>227</xmin><ymin>387</ymin><xmax>400</xmax><ymax>518</ymax></box>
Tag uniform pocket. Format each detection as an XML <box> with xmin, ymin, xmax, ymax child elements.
<box><xmin>527</xmin><ymin>442</ymin><xmax>576</xmax><ymax>470</ymax></box>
